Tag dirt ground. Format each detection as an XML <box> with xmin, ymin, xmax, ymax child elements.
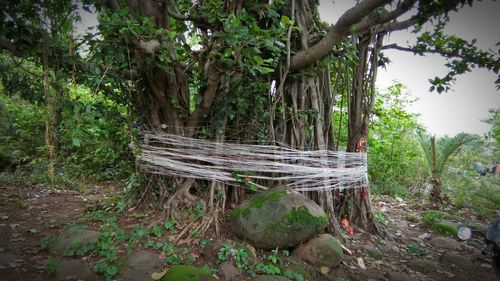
<box><xmin>0</xmin><ymin>181</ymin><xmax>497</xmax><ymax>281</ymax></box>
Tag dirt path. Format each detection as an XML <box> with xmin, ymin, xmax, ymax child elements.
<box><xmin>0</xmin><ymin>181</ymin><xmax>497</xmax><ymax>281</ymax></box>
<box><xmin>0</xmin><ymin>182</ymin><xmax>104</xmax><ymax>281</ymax></box>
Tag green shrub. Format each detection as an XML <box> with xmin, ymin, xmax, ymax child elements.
<box><xmin>421</xmin><ymin>211</ymin><xmax>444</xmax><ymax>227</ymax></box>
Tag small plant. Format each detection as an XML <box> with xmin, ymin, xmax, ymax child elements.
<box><xmin>256</xmin><ymin>262</ymin><xmax>281</xmax><ymax>275</ymax></box>
<box><xmin>268</xmin><ymin>247</ymin><xmax>281</xmax><ymax>264</ymax></box>
<box><xmin>217</xmin><ymin>244</ymin><xmax>232</xmax><ymax>263</ymax></box>
<box><xmin>421</xmin><ymin>211</ymin><xmax>443</xmax><ymax>227</ymax></box>
<box><xmin>201</xmin><ymin>265</ymin><xmax>218</xmax><ymax>275</ymax></box>
<box><xmin>374</xmin><ymin>212</ymin><xmax>387</xmax><ymax>225</ymax></box>
<box><xmin>150</xmin><ymin>224</ymin><xmax>164</xmax><ymax>238</ymax></box>
<box><xmin>217</xmin><ymin>244</ymin><xmax>252</xmax><ymax>269</ymax></box>
<box><xmin>93</xmin><ymin>259</ymin><xmax>118</xmax><ymax>280</ymax></box>
<box><xmin>44</xmin><ymin>257</ymin><xmax>59</xmax><ymax>276</ymax></box>
<box><xmin>163</xmin><ymin>219</ymin><xmax>176</xmax><ymax>233</ymax></box>
<box><xmin>189</xmin><ymin>202</ymin><xmax>206</xmax><ymax>221</ymax></box>
<box><xmin>234</xmin><ymin>247</ymin><xmax>251</xmax><ymax>269</ymax></box>
<box><xmin>254</xmin><ymin>247</ymin><xmax>286</xmax><ymax>275</ymax></box>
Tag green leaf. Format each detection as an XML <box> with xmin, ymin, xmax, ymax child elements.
<box><xmin>151</xmin><ymin>225</ymin><xmax>163</xmax><ymax>237</ymax></box>
<box><xmin>116</xmin><ymin>7</ymin><xmax>129</xmax><ymax>17</ymax></box>
<box><xmin>280</xmin><ymin>15</ymin><xmax>292</xmax><ymax>26</ymax></box>
<box><xmin>105</xmin><ymin>265</ymin><xmax>118</xmax><ymax>276</ymax></box>
<box><xmin>72</xmin><ymin>137</ymin><xmax>81</xmax><ymax>147</ymax></box>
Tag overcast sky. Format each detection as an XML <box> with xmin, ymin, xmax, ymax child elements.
<box><xmin>319</xmin><ymin>0</ymin><xmax>499</xmax><ymax>137</ymax></box>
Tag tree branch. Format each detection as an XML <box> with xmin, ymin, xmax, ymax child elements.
<box><xmin>355</xmin><ymin>0</ymin><xmax>416</xmax><ymax>33</ymax></box>
<box><xmin>186</xmin><ymin>63</ymin><xmax>222</xmax><ymax>135</ymax></box>
<box><xmin>381</xmin><ymin>43</ymin><xmax>467</xmax><ymax>60</ymax></box>
<box><xmin>290</xmin><ymin>0</ymin><xmax>391</xmax><ymax>71</ymax></box>
<box><xmin>167</xmin><ymin>9</ymin><xmax>205</xmax><ymax>23</ymax></box>
<box><xmin>379</xmin><ymin>17</ymin><xmax>419</xmax><ymax>32</ymax></box>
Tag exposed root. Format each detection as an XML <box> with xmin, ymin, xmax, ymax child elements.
<box><xmin>162</xmin><ymin>177</ymin><xmax>196</xmax><ymax>221</ymax></box>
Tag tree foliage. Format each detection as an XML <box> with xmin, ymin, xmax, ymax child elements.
<box><xmin>368</xmin><ymin>83</ymin><xmax>425</xmax><ymax>196</ymax></box>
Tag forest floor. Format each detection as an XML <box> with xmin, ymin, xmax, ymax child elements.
<box><xmin>0</xmin><ymin>180</ymin><xmax>497</xmax><ymax>281</ymax></box>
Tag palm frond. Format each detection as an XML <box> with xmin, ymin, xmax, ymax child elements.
<box><xmin>436</xmin><ymin>133</ymin><xmax>477</xmax><ymax>173</ymax></box>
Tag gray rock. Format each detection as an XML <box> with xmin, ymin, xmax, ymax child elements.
<box><xmin>387</xmin><ymin>272</ymin><xmax>414</xmax><ymax>281</ymax></box>
<box><xmin>231</xmin><ymin>187</ymin><xmax>327</xmax><ymax>249</ymax></box>
<box><xmin>395</xmin><ymin>220</ymin><xmax>409</xmax><ymax>229</ymax></box>
<box><xmin>358</xmin><ymin>269</ymin><xmax>383</xmax><ymax>281</ymax></box>
<box><xmin>405</xmin><ymin>213</ymin><xmax>420</xmax><ymax>223</ymax></box>
<box><xmin>55</xmin><ymin>259</ymin><xmax>98</xmax><ymax>281</ymax></box>
<box><xmin>292</xmin><ymin>234</ymin><xmax>344</xmax><ymax>267</ymax></box>
<box><xmin>161</xmin><ymin>265</ymin><xmax>217</xmax><ymax>281</ymax></box>
<box><xmin>0</xmin><ymin>253</ymin><xmax>16</xmax><ymax>266</ymax></box>
<box><xmin>219</xmin><ymin>261</ymin><xmax>242</xmax><ymax>281</ymax></box>
<box><xmin>47</xmin><ymin>225</ymin><xmax>99</xmax><ymax>255</ymax></box>
<box><xmin>362</xmin><ymin>245</ymin><xmax>383</xmax><ymax>259</ymax></box>
<box><xmin>429</xmin><ymin>236</ymin><xmax>462</xmax><ymax>250</ymax></box>
<box><xmin>440</xmin><ymin>253</ymin><xmax>474</xmax><ymax>271</ymax></box>
<box><xmin>408</xmin><ymin>258</ymin><xmax>440</xmax><ymax>273</ymax></box>
<box><xmin>118</xmin><ymin>250</ymin><xmax>164</xmax><ymax>281</ymax></box>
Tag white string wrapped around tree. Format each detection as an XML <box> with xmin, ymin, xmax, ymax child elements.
<box><xmin>135</xmin><ymin>131</ymin><xmax>368</xmax><ymax>192</ymax></box>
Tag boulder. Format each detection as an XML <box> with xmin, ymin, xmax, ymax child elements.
<box><xmin>429</xmin><ymin>237</ymin><xmax>461</xmax><ymax>250</ymax></box>
<box><xmin>118</xmin><ymin>250</ymin><xmax>164</xmax><ymax>281</ymax></box>
<box><xmin>440</xmin><ymin>253</ymin><xmax>474</xmax><ymax>270</ymax></box>
<box><xmin>162</xmin><ymin>265</ymin><xmax>216</xmax><ymax>281</ymax></box>
<box><xmin>54</xmin><ymin>259</ymin><xmax>98</xmax><ymax>281</ymax></box>
<box><xmin>219</xmin><ymin>261</ymin><xmax>242</xmax><ymax>281</ymax></box>
<box><xmin>292</xmin><ymin>234</ymin><xmax>344</xmax><ymax>267</ymax></box>
<box><xmin>231</xmin><ymin>187</ymin><xmax>327</xmax><ymax>249</ymax></box>
<box><xmin>47</xmin><ymin>224</ymin><xmax>99</xmax><ymax>255</ymax></box>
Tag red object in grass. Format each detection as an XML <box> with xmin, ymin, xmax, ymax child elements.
<box><xmin>341</xmin><ymin>218</ymin><xmax>354</xmax><ymax>236</ymax></box>
<box><xmin>360</xmin><ymin>187</ymin><xmax>368</xmax><ymax>200</ymax></box>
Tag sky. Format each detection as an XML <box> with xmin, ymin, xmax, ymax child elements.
<box><xmin>318</xmin><ymin>0</ymin><xmax>499</xmax><ymax>136</ymax></box>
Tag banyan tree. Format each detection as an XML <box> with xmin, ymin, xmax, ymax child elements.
<box><xmin>2</xmin><ymin>0</ymin><xmax>497</xmax><ymax>238</ymax></box>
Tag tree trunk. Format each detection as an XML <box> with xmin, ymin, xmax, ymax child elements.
<box><xmin>346</xmin><ymin>31</ymin><xmax>385</xmax><ymax>235</ymax></box>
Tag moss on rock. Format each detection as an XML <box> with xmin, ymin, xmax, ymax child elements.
<box><xmin>231</xmin><ymin>187</ymin><xmax>327</xmax><ymax>249</ymax></box>
<box><xmin>292</xmin><ymin>234</ymin><xmax>344</xmax><ymax>267</ymax></box>
<box><xmin>162</xmin><ymin>265</ymin><xmax>216</xmax><ymax>281</ymax></box>
<box><xmin>47</xmin><ymin>224</ymin><xmax>99</xmax><ymax>256</ymax></box>
<box><xmin>432</xmin><ymin>221</ymin><xmax>458</xmax><ymax>236</ymax></box>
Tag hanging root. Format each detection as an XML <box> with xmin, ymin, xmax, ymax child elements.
<box><xmin>172</xmin><ymin>181</ymin><xmax>226</xmax><ymax>244</ymax></box>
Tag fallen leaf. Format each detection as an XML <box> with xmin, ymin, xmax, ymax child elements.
<box><xmin>320</xmin><ymin>266</ymin><xmax>330</xmax><ymax>275</ymax></box>
<box><xmin>356</xmin><ymin>257</ymin><xmax>366</xmax><ymax>270</ymax></box>
<box><xmin>151</xmin><ymin>269</ymin><xmax>168</xmax><ymax>280</ymax></box>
